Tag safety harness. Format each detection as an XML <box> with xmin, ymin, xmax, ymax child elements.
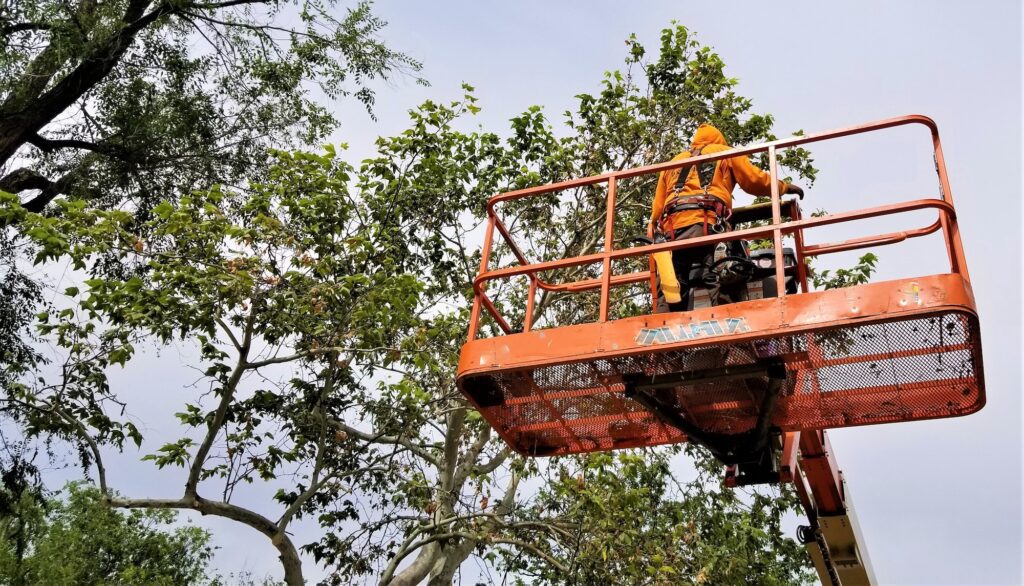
<box><xmin>650</xmin><ymin>146</ymin><xmax>738</xmax><ymax>306</ymax></box>
<box><xmin>658</xmin><ymin>146</ymin><xmax>732</xmax><ymax>236</ymax></box>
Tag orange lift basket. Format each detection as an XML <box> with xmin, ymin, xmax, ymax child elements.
<box><xmin>457</xmin><ymin>115</ymin><xmax>984</xmax><ymax>461</ymax></box>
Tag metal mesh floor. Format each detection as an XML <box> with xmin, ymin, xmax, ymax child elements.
<box><xmin>459</xmin><ymin>311</ymin><xmax>984</xmax><ymax>456</ymax></box>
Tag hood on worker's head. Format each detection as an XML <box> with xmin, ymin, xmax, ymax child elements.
<box><xmin>691</xmin><ymin>124</ymin><xmax>728</xmax><ymax>149</ymax></box>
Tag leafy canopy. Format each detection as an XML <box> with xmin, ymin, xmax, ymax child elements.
<box><xmin>0</xmin><ymin>0</ymin><xmax>421</xmax><ymax>214</ymax></box>
<box><xmin>0</xmin><ymin>22</ymin><xmax>855</xmax><ymax>585</ymax></box>
<box><xmin>0</xmin><ymin>482</ymin><xmax>215</xmax><ymax>585</ymax></box>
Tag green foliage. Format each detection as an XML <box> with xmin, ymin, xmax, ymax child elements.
<box><xmin>506</xmin><ymin>450</ymin><xmax>813</xmax><ymax>585</ymax></box>
<box><xmin>0</xmin><ymin>21</ymin><xmax>850</xmax><ymax>585</ymax></box>
<box><xmin>0</xmin><ymin>482</ymin><xmax>215</xmax><ymax>586</ymax></box>
<box><xmin>0</xmin><ymin>0</ymin><xmax>422</xmax><ymax>215</ymax></box>
<box><xmin>813</xmin><ymin>253</ymin><xmax>879</xmax><ymax>290</ymax></box>
<box><xmin>0</xmin><ymin>228</ymin><xmax>44</xmax><ymax>395</ymax></box>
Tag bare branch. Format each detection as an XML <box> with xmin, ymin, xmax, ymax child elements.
<box><xmin>244</xmin><ymin>345</ymin><xmax>400</xmax><ymax>369</ymax></box>
<box><xmin>26</xmin><ymin>133</ymin><xmax>109</xmax><ymax>155</ymax></box>
<box><xmin>473</xmin><ymin>447</ymin><xmax>511</xmax><ymax>476</ymax></box>
<box><xmin>490</xmin><ymin>537</ymin><xmax>569</xmax><ymax>574</ymax></box>
<box><xmin>332</xmin><ymin>420</ymin><xmax>440</xmax><ymax>468</ymax></box>
<box><xmin>110</xmin><ymin>495</ymin><xmax>304</xmax><ymax>586</ymax></box>
<box><xmin>185</xmin><ymin>302</ymin><xmax>255</xmax><ymax>496</ymax></box>
<box><xmin>214</xmin><ymin>317</ymin><xmax>242</xmax><ymax>352</ymax></box>
<box><xmin>0</xmin><ymin>168</ymin><xmax>56</xmax><ymax>194</ymax></box>
<box><xmin>52</xmin><ymin>405</ymin><xmax>109</xmax><ymax>495</ymax></box>
<box><xmin>188</xmin><ymin>0</ymin><xmax>265</xmax><ymax>9</ymax></box>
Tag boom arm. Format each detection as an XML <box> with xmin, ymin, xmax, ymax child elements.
<box><xmin>790</xmin><ymin>430</ymin><xmax>876</xmax><ymax>585</ymax></box>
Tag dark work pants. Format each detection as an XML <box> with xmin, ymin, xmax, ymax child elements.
<box><xmin>654</xmin><ymin>223</ymin><xmax>746</xmax><ymax>313</ymax></box>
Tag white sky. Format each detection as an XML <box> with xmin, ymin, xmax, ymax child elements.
<box><xmin>35</xmin><ymin>1</ymin><xmax>1022</xmax><ymax>584</ymax></box>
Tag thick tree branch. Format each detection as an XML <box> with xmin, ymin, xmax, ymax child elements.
<box><xmin>0</xmin><ymin>0</ymin><xmax>167</xmax><ymax>167</ymax></box>
<box><xmin>185</xmin><ymin>303</ymin><xmax>255</xmax><ymax>496</ymax></box>
<box><xmin>453</xmin><ymin>426</ymin><xmax>491</xmax><ymax>489</ymax></box>
<box><xmin>26</xmin><ymin>133</ymin><xmax>109</xmax><ymax>155</ymax></box>
<box><xmin>439</xmin><ymin>406</ymin><xmax>465</xmax><ymax>499</ymax></box>
<box><xmin>2</xmin><ymin>154</ymin><xmax>101</xmax><ymax>213</ymax></box>
<box><xmin>383</xmin><ymin>542</ymin><xmax>440</xmax><ymax>586</ymax></box>
<box><xmin>0</xmin><ymin>168</ymin><xmax>56</xmax><ymax>195</ymax></box>
<box><xmin>1</xmin><ymin>22</ymin><xmax>53</xmax><ymax>34</ymax></box>
<box><xmin>189</xmin><ymin>0</ymin><xmax>267</xmax><ymax>9</ymax></box>
<box><xmin>473</xmin><ymin>447</ymin><xmax>511</xmax><ymax>476</ymax></box>
<box><xmin>332</xmin><ymin>420</ymin><xmax>440</xmax><ymax>468</ymax></box>
<box><xmin>110</xmin><ymin>495</ymin><xmax>304</xmax><ymax>586</ymax></box>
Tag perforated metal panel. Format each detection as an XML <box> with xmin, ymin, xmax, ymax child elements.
<box><xmin>460</xmin><ymin>311</ymin><xmax>983</xmax><ymax>456</ymax></box>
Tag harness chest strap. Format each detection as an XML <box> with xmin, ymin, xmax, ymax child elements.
<box><xmin>662</xmin><ymin>145</ymin><xmax>731</xmax><ymax>233</ymax></box>
<box><xmin>673</xmin><ymin>146</ymin><xmax>715</xmax><ymax>193</ymax></box>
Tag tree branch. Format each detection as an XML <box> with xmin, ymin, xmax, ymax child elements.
<box><xmin>490</xmin><ymin>537</ymin><xmax>569</xmax><ymax>575</ymax></box>
<box><xmin>26</xmin><ymin>133</ymin><xmax>109</xmax><ymax>155</ymax></box>
<box><xmin>453</xmin><ymin>426</ymin><xmax>491</xmax><ymax>489</ymax></box>
<box><xmin>188</xmin><ymin>0</ymin><xmax>267</xmax><ymax>9</ymax></box>
<box><xmin>215</xmin><ymin>318</ymin><xmax>242</xmax><ymax>352</ymax></box>
<box><xmin>110</xmin><ymin>495</ymin><xmax>304</xmax><ymax>586</ymax></box>
<box><xmin>473</xmin><ymin>447</ymin><xmax>511</xmax><ymax>476</ymax></box>
<box><xmin>1</xmin><ymin>22</ymin><xmax>53</xmax><ymax>34</ymax></box>
<box><xmin>332</xmin><ymin>420</ymin><xmax>440</xmax><ymax>468</ymax></box>
<box><xmin>0</xmin><ymin>168</ymin><xmax>56</xmax><ymax>194</ymax></box>
<box><xmin>52</xmin><ymin>405</ymin><xmax>109</xmax><ymax>495</ymax></box>
<box><xmin>0</xmin><ymin>0</ymin><xmax>169</xmax><ymax>168</ymax></box>
<box><xmin>244</xmin><ymin>345</ymin><xmax>404</xmax><ymax>369</ymax></box>
<box><xmin>185</xmin><ymin>303</ymin><xmax>255</xmax><ymax>496</ymax></box>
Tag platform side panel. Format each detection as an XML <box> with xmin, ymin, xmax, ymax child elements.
<box><xmin>457</xmin><ymin>276</ymin><xmax>983</xmax><ymax>457</ymax></box>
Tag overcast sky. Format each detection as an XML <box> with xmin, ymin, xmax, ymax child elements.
<box><xmin>40</xmin><ymin>1</ymin><xmax>1022</xmax><ymax>584</ymax></box>
<box><xmin>329</xmin><ymin>2</ymin><xmax>1023</xmax><ymax>583</ymax></box>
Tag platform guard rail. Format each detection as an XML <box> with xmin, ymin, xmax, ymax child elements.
<box><xmin>466</xmin><ymin>114</ymin><xmax>969</xmax><ymax>341</ymax></box>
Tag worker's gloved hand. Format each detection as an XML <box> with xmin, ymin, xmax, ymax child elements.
<box><xmin>785</xmin><ymin>184</ymin><xmax>805</xmax><ymax>199</ymax></box>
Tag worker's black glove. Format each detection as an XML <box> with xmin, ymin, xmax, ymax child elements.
<box><xmin>785</xmin><ymin>184</ymin><xmax>805</xmax><ymax>199</ymax></box>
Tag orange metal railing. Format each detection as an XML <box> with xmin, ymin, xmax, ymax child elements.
<box><xmin>467</xmin><ymin>115</ymin><xmax>969</xmax><ymax>341</ymax></box>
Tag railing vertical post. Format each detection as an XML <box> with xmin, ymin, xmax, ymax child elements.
<box><xmin>468</xmin><ymin>214</ymin><xmax>497</xmax><ymax>341</ymax></box>
<box><xmin>791</xmin><ymin>202</ymin><xmax>811</xmax><ymax>293</ymax></box>
<box><xmin>768</xmin><ymin>146</ymin><xmax>786</xmax><ymax>296</ymax></box>
<box><xmin>931</xmin><ymin>132</ymin><xmax>970</xmax><ymax>282</ymax></box>
<box><xmin>523</xmin><ymin>276</ymin><xmax>538</xmax><ymax>332</ymax></box>
<box><xmin>647</xmin><ymin>222</ymin><xmax>659</xmax><ymax>312</ymax></box>
<box><xmin>599</xmin><ymin>177</ymin><xmax>617</xmax><ymax>322</ymax></box>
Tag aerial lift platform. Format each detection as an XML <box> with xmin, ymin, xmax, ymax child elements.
<box><xmin>456</xmin><ymin>115</ymin><xmax>984</xmax><ymax>585</ymax></box>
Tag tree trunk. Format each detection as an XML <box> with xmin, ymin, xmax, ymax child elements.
<box><xmin>426</xmin><ymin>538</ymin><xmax>478</xmax><ymax>586</ymax></box>
<box><xmin>387</xmin><ymin>543</ymin><xmax>440</xmax><ymax>586</ymax></box>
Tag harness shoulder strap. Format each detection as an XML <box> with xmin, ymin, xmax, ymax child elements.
<box><xmin>672</xmin><ymin>146</ymin><xmax>718</xmax><ymax>193</ymax></box>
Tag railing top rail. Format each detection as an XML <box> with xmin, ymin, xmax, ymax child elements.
<box><xmin>472</xmin><ymin>198</ymin><xmax>955</xmax><ymax>292</ymax></box>
<box><xmin>465</xmin><ymin>114</ymin><xmax>965</xmax><ymax>341</ymax></box>
<box><xmin>485</xmin><ymin>114</ymin><xmax>939</xmax><ymax>215</ymax></box>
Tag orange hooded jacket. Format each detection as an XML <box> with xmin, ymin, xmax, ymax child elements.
<box><xmin>651</xmin><ymin>124</ymin><xmax>790</xmax><ymax>231</ymax></box>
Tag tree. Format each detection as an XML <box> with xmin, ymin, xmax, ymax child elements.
<box><xmin>1</xmin><ymin>143</ymin><xmax>429</xmax><ymax>585</ymax></box>
<box><xmin>0</xmin><ymin>0</ymin><xmax>421</xmax><ymax>403</ymax></box>
<box><xmin>317</xmin><ymin>25</ymin><xmax>820</xmax><ymax>584</ymax></box>
<box><xmin>0</xmin><ymin>440</ymin><xmax>47</xmax><ymax>583</ymax></box>
<box><xmin>0</xmin><ymin>0</ymin><xmax>420</xmax><ymax>214</ymax></box>
<box><xmin>2</xmin><ymin>23</ymin><xmax>850</xmax><ymax>585</ymax></box>
<box><xmin>503</xmin><ymin>449</ymin><xmax>814</xmax><ymax>585</ymax></box>
<box><xmin>0</xmin><ymin>482</ymin><xmax>215</xmax><ymax>585</ymax></box>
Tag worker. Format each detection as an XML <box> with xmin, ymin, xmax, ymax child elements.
<box><xmin>651</xmin><ymin>124</ymin><xmax>804</xmax><ymax>312</ymax></box>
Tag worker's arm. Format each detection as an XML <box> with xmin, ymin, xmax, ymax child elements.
<box><xmin>650</xmin><ymin>170</ymin><xmax>670</xmax><ymax>228</ymax></box>
<box><xmin>729</xmin><ymin>154</ymin><xmax>790</xmax><ymax>198</ymax></box>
